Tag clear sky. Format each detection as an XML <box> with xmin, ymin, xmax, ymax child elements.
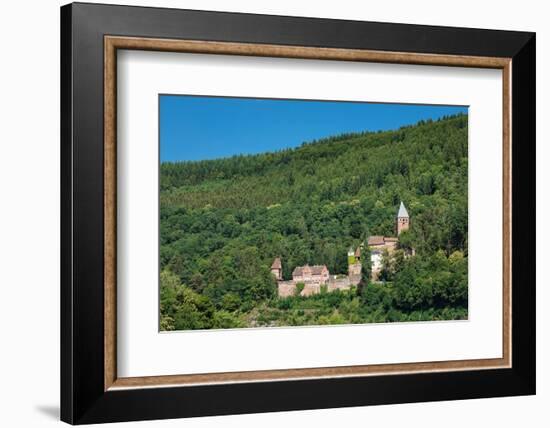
<box><xmin>160</xmin><ymin>95</ymin><xmax>468</xmax><ymax>162</ymax></box>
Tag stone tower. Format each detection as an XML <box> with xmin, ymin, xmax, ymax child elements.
<box><xmin>396</xmin><ymin>201</ymin><xmax>410</xmax><ymax>235</ymax></box>
<box><xmin>348</xmin><ymin>246</ymin><xmax>362</xmax><ymax>277</ymax></box>
<box><xmin>271</xmin><ymin>257</ymin><xmax>282</xmax><ymax>281</ymax></box>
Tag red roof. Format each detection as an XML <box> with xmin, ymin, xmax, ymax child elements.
<box><xmin>271</xmin><ymin>257</ymin><xmax>282</xmax><ymax>269</ymax></box>
<box><xmin>292</xmin><ymin>265</ymin><xmax>328</xmax><ymax>277</ymax></box>
<box><xmin>367</xmin><ymin>236</ymin><xmax>386</xmax><ymax>246</ymax></box>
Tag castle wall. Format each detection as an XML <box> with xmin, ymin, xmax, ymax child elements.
<box><xmin>348</xmin><ymin>262</ymin><xmax>361</xmax><ymax>277</ymax></box>
<box><xmin>278</xmin><ymin>277</ymin><xmax>356</xmax><ymax>297</ymax></box>
<box><xmin>277</xmin><ymin>281</ymin><xmax>296</xmax><ymax>297</ymax></box>
<box><xmin>301</xmin><ymin>283</ymin><xmax>321</xmax><ymax>296</ymax></box>
<box><xmin>327</xmin><ymin>277</ymin><xmax>352</xmax><ymax>291</ymax></box>
<box><xmin>348</xmin><ymin>275</ymin><xmax>361</xmax><ymax>286</ymax></box>
<box><xmin>271</xmin><ymin>268</ymin><xmax>282</xmax><ymax>280</ymax></box>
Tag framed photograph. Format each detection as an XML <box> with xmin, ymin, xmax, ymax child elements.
<box><xmin>61</xmin><ymin>2</ymin><xmax>535</xmax><ymax>424</ymax></box>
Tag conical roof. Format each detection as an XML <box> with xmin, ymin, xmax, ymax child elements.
<box><xmin>271</xmin><ymin>257</ymin><xmax>282</xmax><ymax>269</ymax></box>
<box><xmin>397</xmin><ymin>201</ymin><xmax>409</xmax><ymax>218</ymax></box>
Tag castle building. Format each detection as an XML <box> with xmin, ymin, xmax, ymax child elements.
<box><xmin>273</xmin><ymin>258</ymin><xmax>359</xmax><ymax>298</ymax></box>
<box><xmin>270</xmin><ymin>257</ymin><xmax>282</xmax><ymax>280</ymax></box>
<box><xmin>396</xmin><ymin>201</ymin><xmax>410</xmax><ymax>235</ymax></box>
<box><xmin>292</xmin><ymin>265</ymin><xmax>330</xmax><ymax>286</ymax></box>
<box><xmin>369</xmin><ymin>201</ymin><xmax>410</xmax><ymax>280</ymax></box>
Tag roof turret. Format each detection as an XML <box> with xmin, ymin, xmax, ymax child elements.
<box><xmin>397</xmin><ymin>201</ymin><xmax>409</xmax><ymax>218</ymax></box>
<box><xmin>271</xmin><ymin>257</ymin><xmax>282</xmax><ymax>270</ymax></box>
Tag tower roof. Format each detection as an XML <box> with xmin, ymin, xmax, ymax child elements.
<box><xmin>271</xmin><ymin>257</ymin><xmax>282</xmax><ymax>269</ymax></box>
<box><xmin>397</xmin><ymin>201</ymin><xmax>409</xmax><ymax>218</ymax></box>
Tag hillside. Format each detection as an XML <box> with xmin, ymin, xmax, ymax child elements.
<box><xmin>159</xmin><ymin>113</ymin><xmax>469</xmax><ymax>330</ymax></box>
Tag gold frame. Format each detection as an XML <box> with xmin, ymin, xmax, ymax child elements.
<box><xmin>104</xmin><ymin>36</ymin><xmax>512</xmax><ymax>391</ymax></box>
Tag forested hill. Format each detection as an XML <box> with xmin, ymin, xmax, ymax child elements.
<box><xmin>161</xmin><ymin>114</ymin><xmax>467</xmax><ymax>212</ymax></box>
<box><xmin>159</xmin><ymin>114</ymin><xmax>468</xmax><ymax>329</ymax></box>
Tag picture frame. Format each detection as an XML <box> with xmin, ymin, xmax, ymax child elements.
<box><xmin>61</xmin><ymin>2</ymin><xmax>535</xmax><ymax>424</ymax></box>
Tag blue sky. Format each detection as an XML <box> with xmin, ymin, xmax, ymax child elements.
<box><xmin>160</xmin><ymin>95</ymin><xmax>467</xmax><ymax>162</ymax></box>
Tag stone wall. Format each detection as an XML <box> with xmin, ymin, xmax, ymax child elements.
<box><xmin>277</xmin><ymin>281</ymin><xmax>296</xmax><ymax>297</ymax></box>
<box><xmin>348</xmin><ymin>274</ymin><xmax>361</xmax><ymax>286</ymax></box>
<box><xmin>348</xmin><ymin>262</ymin><xmax>362</xmax><ymax>277</ymax></box>
<box><xmin>327</xmin><ymin>277</ymin><xmax>351</xmax><ymax>292</ymax></box>
<box><xmin>278</xmin><ymin>281</ymin><xmax>323</xmax><ymax>297</ymax></box>
<box><xmin>277</xmin><ymin>273</ymin><xmax>359</xmax><ymax>297</ymax></box>
<box><xmin>301</xmin><ymin>283</ymin><xmax>321</xmax><ymax>296</ymax></box>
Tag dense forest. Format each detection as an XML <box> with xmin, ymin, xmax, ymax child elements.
<box><xmin>159</xmin><ymin>113</ymin><xmax>469</xmax><ymax>330</ymax></box>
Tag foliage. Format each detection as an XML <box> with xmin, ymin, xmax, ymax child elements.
<box><xmin>294</xmin><ymin>282</ymin><xmax>305</xmax><ymax>296</ymax></box>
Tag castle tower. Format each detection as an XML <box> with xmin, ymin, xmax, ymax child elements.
<box><xmin>348</xmin><ymin>246</ymin><xmax>362</xmax><ymax>278</ymax></box>
<box><xmin>396</xmin><ymin>201</ymin><xmax>410</xmax><ymax>235</ymax></box>
<box><xmin>271</xmin><ymin>257</ymin><xmax>282</xmax><ymax>281</ymax></box>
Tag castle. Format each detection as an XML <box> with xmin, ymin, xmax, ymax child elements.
<box><xmin>272</xmin><ymin>255</ymin><xmax>361</xmax><ymax>297</ymax></box>
<box><xmin>272</xmin><ymin>201</ymin><xmax>410</xmax><ymax>297</ymax></box>
<box><xmin>369</xmin><ymin>201</ymin><xmax>410</xmax><ymax>279</ymax></box>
